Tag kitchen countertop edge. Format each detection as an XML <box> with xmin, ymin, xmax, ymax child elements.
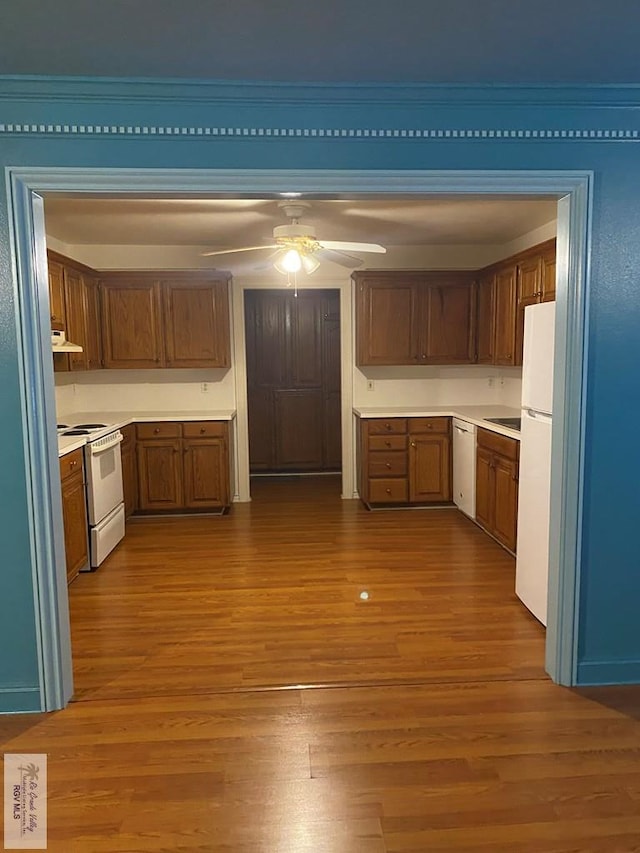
<box><xmin>58</xmin><ymin>410</ymin><xmax>237</xmax><ymax>457</ymax></box>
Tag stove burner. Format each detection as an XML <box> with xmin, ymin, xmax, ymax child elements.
<box><xmin>57</xmin><ymin>424</ymin><xmax>69</xmax><ymax>430</ymax></box>
<box><xmin>62</xmin><ymin>429</ymin><xmax>90</xmax><ymax>436</ymax></box>
<box><xmin>73</xmin><ymin>423</ymin><xmax>107</xmax><ymax>429</ymax></box>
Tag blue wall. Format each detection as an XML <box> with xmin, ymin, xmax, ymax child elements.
<box><xmin>1</xmin><ymin>78</ymin><xmax>639</xmax><ymax>709</ymax></box>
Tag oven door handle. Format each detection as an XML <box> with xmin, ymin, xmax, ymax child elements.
<box><xmin>89</xmin><ymin>431</ymin><xmax>123</xmax><ymax>455</ymax></box>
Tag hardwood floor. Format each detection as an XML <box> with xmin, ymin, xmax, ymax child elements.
<box><xmin>2</xmin><ymin>477</ymin><xmax>640</xmax><ymax>851</ymax></box>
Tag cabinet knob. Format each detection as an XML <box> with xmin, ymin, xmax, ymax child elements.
<box><xmin>200</xmin><ymin>427</ymin><xmax>206</xmax><ymax>434</ymax></box>
<box><xmin>426</xmin><ymin>423</ymin><xmax>432</xmax><ymax>429</ymax></box>
<box><xmin>385</xmin><ymin>423</ymin><xmax>392</xmax><ymax>431</ymax></box>
<box><xmin>153</xmin><ymin>428</ymin><xmax>160</xmax><ymax>434</ymax></box>
<box><xmin>385</xmin><ymin>488</ymin><xmax>391</xmax><ymax>495</ymax></box>
<box><xmin>411</xmin><ymin>441</ymin><xmax>416</xmax><ymax>447</ymax></box>
<box><xmin>421</xmin><ymin>354</ymin><xmax>427</xmax><ymax>360</ymax></box>
<box><xmin>385</xmin><ymin>440</ymin><xmax>391</xmax><ymax>447</ymax></box>
<box><xmin>385</xmin><ymin>462</ymin><xmax>391</xmax><ymax>469</ymax></box>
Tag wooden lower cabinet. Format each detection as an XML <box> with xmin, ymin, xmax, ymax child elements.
<box><xmin>136</xmin><ymin>421</ymin><xmax>231</xmax><ymax>513</ymax></box>
<box><xmin>359</xmin><ymin>417</ymin><xmax>452</xmax><ymax>507</ymax></box>
<box><xmin>475</xmin><ymin>428</ymin><xmax>519</xmax><ymax>553</ymax></box>
<box><xmin>59</xmin><ymin>448</ymin><xmax>88</xmax><ymax>584</ymax></box>
<box><xmin>120</xmin><ymin>424</ymin><xmax>138</xmax><ymax>518</ymax></box>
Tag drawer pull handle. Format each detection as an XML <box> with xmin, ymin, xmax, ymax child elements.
<box><xmin>385</xmin><ymin>440</ymin><xmax>391</xmax><ymax>447</ymax></box>
<box><xmin>385</xmin><ymin>488</ymin><xmax>391</xmax><ymax>495</ymax></box>
<box><xmin>385</xmin><ymin>462</ymin><xmax>391</xmax><ymax>469</ymax></box>
<box><xmin>154</xmin><ymin>428</ymin><xmax>160</xmax><ymax>434</ymax></box>
<box><xmin>411</xmin><ymin>441</ymin><xmax>416</xmax><ymax>447</ymax></box>
<box><xmin>200</xmin><ymin>427</ymin><xmax>206</xmax><ymax>434</ymax></box>
<box><xmin>385</xmin><ymin>423</ymin><xmax>392</xmax><ymax>430</ymax></box>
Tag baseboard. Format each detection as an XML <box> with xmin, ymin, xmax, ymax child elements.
<box><xmin>576</xmin><ymin>659</ymin><xmax>640</xmax><ymax>686</ymax></box>
<box><xmin>0</xmin><ymin>686</ymin><xmax>42</xmax><ymax>715</ymax></box>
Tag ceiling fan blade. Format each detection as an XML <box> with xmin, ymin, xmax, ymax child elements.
<box><xmin>318</xmin><ymin>240</ymin><xmax>386</xmax><ymax>254</ymax></box>
<box><xmin>315</xmin><ymin>248</ymin><xmax>364</xmax><ymax>268</ymax></box>
<box><xmin>201</xmin><ymin>244</ymin><xmax>278</xmax><ymax>257</ymax></box>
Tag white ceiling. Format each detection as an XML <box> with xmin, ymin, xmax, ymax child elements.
<box><xmin>44</xmin><ymin>197</ymin><xmax>558</xmax><ymax>251</ymax></box>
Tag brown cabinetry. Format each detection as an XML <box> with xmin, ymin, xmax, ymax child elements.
<box><xmin>475</xmin><ymin>428</ymin><xmax>519</xmax><ymax>553</ymax></box>
<box><xmin>100</xmin><ymin>272</ymin><xmax>231</xmax><ymax>370</ymax></box>
<box><xmin>120</xmin><ymin>424</ymin><xmax>138</xmax><ymax>519</ymax></box>
<box><xmin>358</xmin><ymin>416</ymin><xmax>452</xmax><ymax>507</ymax></box>
<box><xmin>354</xmin><ymin>272</ymin><xmax>475</xmax><ymax>366</ymax></box>
<box><xmin>475</xmin><ymin>238</ymin><xmax>556</xmax><ymax>368</ymax></box>
<box><xmin>59</xmin><ymin>448</ymin><xmax>88</xmax><ymax>584</ymax></box>
<box><xmin>136</xmin><ymin>421</ymin><xmax>230</xmax><ymax>513</ymax></box>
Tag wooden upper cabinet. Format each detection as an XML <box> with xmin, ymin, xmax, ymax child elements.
<box><xmin>541</xmin><ymin>245</ymin><xmax>556</xmax><ymax>302</ymax></box>
<box><xmin>354</xmin><ymin>271</ymin><xmax>475</xmax><ymax>366</ymax></box>
<box><xmin>163</xmin><ymin>279</ymin><xmax>230</xmax><ymax>368</ymax></box>
<box><xmin>48</xmin><ymin>259</ymin><xmax>66</xmax><ymax>326</ymax></box>
<box><xmin>493</xmin><ymin>264</ymin><xmax>518</xmax><ymax>366</ymax></box>
<box><xmin>63</xmin><ymin>266</ymin><xmax>88</xmax><ymax>371</ymax></box>
<box><xmin>423</xmin><ymin>279</ymin><xmax>475</xmax><ymax>363</ymax></box>
<box><xmin>101</xmin><ymin>278</ymin><xmax>163</xmax><ymax>369</ymax></box>
<box><xmin>355</xmin><ymin>275</ymin><xmax>420</xmax><ymax>365</ymax></box>
<box><xmin>83</xmin><ymin>275</ymin><xmax>103</xmax><ymax>370</ymax></box>
<box><xmin>101</xmin><ymin>272</ymin><xmax>231</xmax><ymax>370</ymax></box>
<box><xmin>476</xmin><ymin>273</ymin><xmax>496</xmax><ymax>364</ymax></box>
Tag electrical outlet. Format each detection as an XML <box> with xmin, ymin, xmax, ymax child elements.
<box><xmin>201</xmin><ymin>382</ymin><xmax>210</xmax><ymax>393</ymax></box>
<box><xmin>367</xmin><ymin>379</ymin><xmax>375</xmax><ymax>392</ymax></box>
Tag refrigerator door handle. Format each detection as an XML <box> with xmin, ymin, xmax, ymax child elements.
<box><xmin>526</xmin><ymin>408</ymin><xmax>552</xmax><ymax>422</ymax></box>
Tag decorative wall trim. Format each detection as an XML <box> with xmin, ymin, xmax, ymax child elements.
<box><xmin>1</xmin><ymin>123</ymin><xmax>639</xmax><ymax>140</ymax></box>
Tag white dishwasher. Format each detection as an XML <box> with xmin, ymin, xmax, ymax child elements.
<box><xmin>452</xmin><ymin>418</ymin><xmax>476</xmax><ymax>519</ymax></box>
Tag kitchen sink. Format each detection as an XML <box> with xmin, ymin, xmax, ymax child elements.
<box><xmin>484</xmin><ymin>417</ymin><xmax>521</xmax><ymax>431</ymax></box>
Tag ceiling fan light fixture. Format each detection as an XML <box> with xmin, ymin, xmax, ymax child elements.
<box><xmin>301</xmin><ymin>254</ymin><xmax>320</xmax><ymax>275</ymax></box>
<box><xmin>274</xmin><ymin>249</ymin><xmax>303</xmax><ymax>274</ymax></box>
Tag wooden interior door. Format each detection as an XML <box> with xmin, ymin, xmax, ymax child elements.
<box><xmin>245</xmin><ymin>289</ymin><xmax>341</xmax><ymax>473</ymax></box>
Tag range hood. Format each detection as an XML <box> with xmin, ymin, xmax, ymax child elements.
<box><xmin>51</xmin><ymin>329</ymin><xmax>83</xmax><ymax>353</ymax></box>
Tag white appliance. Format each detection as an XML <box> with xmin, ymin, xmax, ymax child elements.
<box><xmin>516</xmin><ymin>301</ymin><xmax>555</xmax><ymax>626</ymax></box>
<box><xmin>51</xmin><ymin>329</ymin><xmax>83</xmax><ymax>352</ymax></box>
<box><xmin>83</xmin><ymin>429</ymin><xmax>125</xmax><ymax>569</ymax></box>
<box><xmin>452</xmin><ymin>418</ymin><xmax>476</xmax><ymax>519</ymax></box>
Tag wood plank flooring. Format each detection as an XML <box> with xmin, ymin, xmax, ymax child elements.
<box><xmin>2</xmin><ymin>476</ymin><xmax>640</xmax><ymax>851</ymax></box>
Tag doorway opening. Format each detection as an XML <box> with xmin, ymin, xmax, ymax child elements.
<box><xmin>245</xmin><ymin>288</ymin><xmax>341</xmax><ymax>482</ymax></box>
<box><xmin>8</xmin><ymin>168</ymin><xmax>589</xmax><ymax>710</ymax></box>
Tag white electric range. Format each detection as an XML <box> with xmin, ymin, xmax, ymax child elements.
<box><xmin>58</xmin><ymin>422</ymin><xmax>125</xmax><ymax>569</ymax></box>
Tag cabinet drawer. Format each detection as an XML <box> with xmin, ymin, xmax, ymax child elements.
<box><xmin>368</xmin><ymin>451</ymin><xmax>408</xmax><ymax>478</ymax></box>
<box><xmin>368</xmin><ymin>478</ymin><xmax>409</xmax><ymax>503</ymax></box>
<box><xmin>366</xmin><ymin>418</ymin><xmax>407</xmax><ymax>436</ymax></box>
<box><xmin>409</xmin><ymin>417</ymin><xmax>450</xmax><ymax>435</ymax></box>
<box><xmin>477</xmin><ymin>427</ymin><xmax>519</xmax><ymax>461</ymax></box>
<box><xmin>136</xmin><ymin>422</ymin><xmax>182</xmax><ymax>439</ymax></box>
<box><xmin>59</xmin><ymin>448</ymin><xmax>84</xmax><ymax>481</ymax></box>
<box><xmin>368</xmin><ymin>434</ymin><xmax>407</xmax><ymax>452</ymax></box>
<box><xmin>182</xmin><ymin>420</ymin><xmax>227</xmax><ymax>439</ymax></box>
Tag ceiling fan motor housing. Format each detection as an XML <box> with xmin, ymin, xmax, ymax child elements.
<box><xmin>273</xmin><ymin>222</ymin><xmax>317</xmax><ymax>241</ymax></box>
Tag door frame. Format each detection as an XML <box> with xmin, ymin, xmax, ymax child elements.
<box><xmin>6</xmin><ymin>167</ymin><xmax>591</xmax><ymax>707</ymax></box>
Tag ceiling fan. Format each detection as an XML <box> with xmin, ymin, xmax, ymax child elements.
<box><xmin>201</xmin><ymin>201</ymin><xmax>386</xmax><ymax>274</ymax></box>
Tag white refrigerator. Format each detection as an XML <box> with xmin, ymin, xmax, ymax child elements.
<box><xmin>515</xmin><ymin>301</ymin><xmax>555</xmax><ymax>626</ymax></box>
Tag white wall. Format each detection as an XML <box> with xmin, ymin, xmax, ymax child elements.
<box><xmin>54</xmin><ymin>368</ymin><xmax>235</xmax><ymax>418</ymax></box>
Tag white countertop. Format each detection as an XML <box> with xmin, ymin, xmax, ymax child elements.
<box><xmin>57</xmin><ymin>410</ymin><xmax>236</xmax><ymax>457</ymax></box>
<box><xmin>353</xmin><ymin>405</ymin><xmax>522</xmax><ymax>440</ymax></box>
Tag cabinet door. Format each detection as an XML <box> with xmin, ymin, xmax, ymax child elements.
<box><xmin>64</xmin><ymin>267</ymin><xmax>88</xmax><ymax>371</ymax></box>
<box><xmin>476</xmin><ymin>273</ymin><xmax>496</xmax><ymax>364</ymax></box>
<box><xmin>541</xmin><ymin>247</ymin><xmax>556</xmax><ymax>302</ymax></box>
<box><xmin>61</xmin><ymin>472</ymin><xmax>88</xmax><ymax>583</ymax></box>
<box><xmin>136</xmin><ymin>439</ymin><xmax>183</xmax><ymax>510</ymax></box>
<box><xmin>183</xmin><ymin>438</ymin><xmax>229</xmax><ymax>509</ymax></box>
<box><xmin>493</xmin><ymin>455</ymin><xmax>519</xmax><ymax>552</ymax></box>
<box><xmin>355</xmin><ymin>278</ymin><xmax>420</xmax><ymax>365</ymax></box>
<box><xmin>475</xmin><ymin>447</ymin><xmax>494</xmax><ymax>531</ymax></box>
<box><xmin>48</xmin><ymin>258</ymin><xmax>66</xmax><ymax>326</ymax></box>
<box><xmin>101</xmin><ymin>279</ymin><xmax>163</xmax><ymax>368</ymax></box>
<box><xmin>515</xmin><ymin>255</ymin><xmax>543</xmax><ymax>365</ymax></box>
<box><xmin>163</xmin><ymin>279</ymin><xmax>230</xmax><ymax>368</ymax></box>
<box><xmin>409</xmin><ymin>434</ymin><xmax>451</xmax><ymax>502</ymax></box>
<box><xmin>423</xmin><ymin>279</ymin><xmax>475</xmax><ymax>364</ymax></box>
<box><xmin>494</xmin><ymin>265</ymin><xmax>518</xmax><ymax>366</ymax></box>
<box><xmin>84</xmin><ymin>275</ymin><xmax>103</xmax><ymax>370</ymax></box>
